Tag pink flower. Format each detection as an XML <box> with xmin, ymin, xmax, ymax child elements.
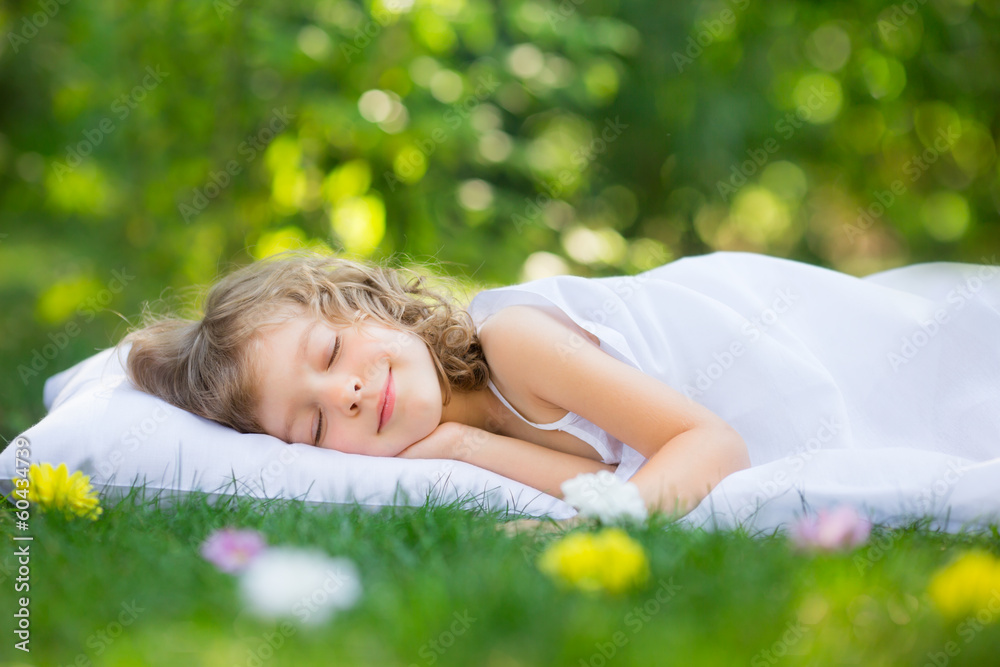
<box><xmin>200</xmin><ymin>528</ymin><xmax>267</xmax><ymax>573</ymax></box>
<box><xmin>790</xmin><ymin>505</ymin><xmax>872</xmax><ymax>552</ymax></box>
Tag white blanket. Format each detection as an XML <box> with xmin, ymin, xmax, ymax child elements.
<box><xmin>468</xmin><ymin>251</ymin><xmax>1000</xmax><ymax>533</ymax></box>
<box><xmin>680</xmin><ymin>447</ymin><xmax>1000</xmax><ymax>535</ymax></box>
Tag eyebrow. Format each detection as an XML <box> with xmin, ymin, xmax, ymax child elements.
<box><xmin>283</xmin><ymin>319</ymin><xmax>322</xmax><ymax>444</ymax></box>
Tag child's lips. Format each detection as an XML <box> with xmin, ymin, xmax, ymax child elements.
<box><xmin>378</xmin><ymin>369</ymin><xmax>394</xmax><ymax>432</ymax></box>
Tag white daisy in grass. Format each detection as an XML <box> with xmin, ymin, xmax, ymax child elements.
<box><xmin>239</xmin><ymin>547</ymin><xmax>362</xmax><ymax>626</ymax></box>
<box><xmin>561</xmin><ymin>470</ymin><xmax>648</xmax><ymax>524</ymax></box>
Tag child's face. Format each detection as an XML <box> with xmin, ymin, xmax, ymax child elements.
<box><xmin>252</xmin><ymin>310</ymin><xmax>444</xmax><ymax>456</ymax></box>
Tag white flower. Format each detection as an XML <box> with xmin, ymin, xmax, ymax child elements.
<box><xmin>238</xmin><ymin>547</ymin><xmax>362</xmax><ymax>626</ymax></box>
<box><xmin>561</xmin><ymin>470</ymin><xmax>648</xmax><ymax>524</ymax></box>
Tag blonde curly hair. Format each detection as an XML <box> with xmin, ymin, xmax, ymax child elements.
<box><xmin>117</xmin><ymin>249</ymin><xmax>491</xmax><ymax>436</ymax></box>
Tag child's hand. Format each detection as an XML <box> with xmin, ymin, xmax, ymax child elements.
<box><xmin>497</xmin><ymin>514</ymin><xmax>589</xmax><ymax>536</ymax></box>
<box><xmin>395</xmin><ymin>421</ymin><xmax>469</xmax><ymax>460</ymax></box>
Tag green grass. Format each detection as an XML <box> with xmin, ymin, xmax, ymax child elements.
<box><xmin>2</xmin><ymin>489</ymin><xmax>999</xmax><ymax>667</ymax></box>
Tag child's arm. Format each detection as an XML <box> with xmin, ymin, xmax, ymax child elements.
<box><xmin>624</xmin><ymin>423</ymin><xmax>749</xmax><ymax>518</ymax></box>
<box><xmin>456</xmin><ymin>424</ymin><xmax>620</xmax><ymax>499</ymax></box>
<box><xmin>399</xmin><ymin>421</ymin><xmax>618</xmax><ymax>500</ymax></box>
<box><xmin>478</xmin><ymin>305</ymin><xmax>752</xmax><ymax>519</ymax></box>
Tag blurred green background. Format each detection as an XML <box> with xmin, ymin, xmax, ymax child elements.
<box><xmin>2</xmin><ymin>0</ymin><xmax>999</xmax><ymax>440</ymax></box>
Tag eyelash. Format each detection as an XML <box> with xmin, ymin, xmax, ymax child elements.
<box><xmin>314</xmin><ymin>336</ymin><xmax>341</xmax><ymax>446</ymax></box>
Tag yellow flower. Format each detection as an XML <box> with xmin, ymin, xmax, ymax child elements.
<box><xmin>926</xmin><ymin>550</ymin><xmax>1000</xmax><ymax>619</ymax></box>
<box><xmin>537</xmin><ymin>528</ymin><xmax>650</xmax><ymax>595</ymax></box>
<box><xmin>27</xmin><ymin>463</ymin><xmax>103</xmax><ymax>520</ymax></box>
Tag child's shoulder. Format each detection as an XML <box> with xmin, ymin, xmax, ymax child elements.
<box><xmin>478</xmin><ymin>304</ymin><xmax>600</xmax><ymax>350</ymax></box>
<box><xmin>478</xmin><ymin>304</ymin><xmax>603</xmax><ymax>416</ymax></box>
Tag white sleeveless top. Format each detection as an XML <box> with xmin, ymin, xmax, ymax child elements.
<box><xmin>467</xmin><ymin>251</ymin><xmax>1000</xmax><ymax>487</ymax></box>
<box><xmin>484</xmin><ymin>377</ymin><xmax>631</xmax><ymax>472</ymax></box>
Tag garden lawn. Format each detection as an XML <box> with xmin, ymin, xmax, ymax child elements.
<box><xmin>2</xmin><ymin>490</ymin><xmax>1000</xmax><ymax>666</ymax></box>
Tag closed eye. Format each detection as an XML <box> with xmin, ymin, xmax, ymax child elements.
<box><xmin>314</xmin><ymin>335</ymin><xmax>341</xmax><ymax>446</ymax></box>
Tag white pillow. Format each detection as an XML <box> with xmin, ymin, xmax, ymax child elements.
<box><xmin>0</xmin><ymin>344</ymin><xmax>576</xmax><ymax>519</ymax></box>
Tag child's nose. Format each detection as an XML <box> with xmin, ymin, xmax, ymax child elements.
<box><xmin>332</xmin><ymin>376</ymin><xmax>363</xmax><ymax>414</ymax></box>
